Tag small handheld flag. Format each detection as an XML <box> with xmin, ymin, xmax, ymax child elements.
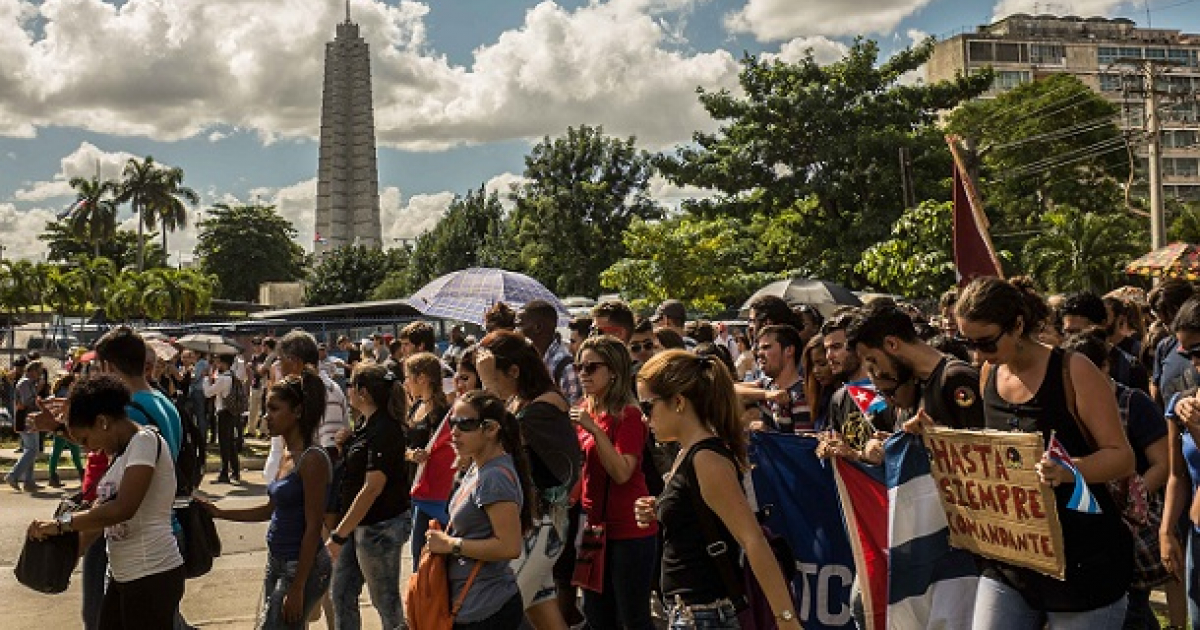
<box><xmin>846</xmin><ymin>383</ymin><xmax>888</xmax><ymax>418</ymax></box>
<box><xmin>1045</xmin><ymin>432</ymin><xmax>1102</xmax><ymax>514</ymax></box>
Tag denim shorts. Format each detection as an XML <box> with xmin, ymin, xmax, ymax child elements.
<box><xmin>668</xmin><ymin>598</ymin><xmax>741</xmax><ymax>630</ymax></box>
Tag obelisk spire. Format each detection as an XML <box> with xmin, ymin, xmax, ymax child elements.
<box><xmin>345</xmin><ymin>0</ymin><xmax>351</xmax><ymax>23</ymax></box>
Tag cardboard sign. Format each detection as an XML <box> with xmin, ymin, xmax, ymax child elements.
<box><xmin>924</xmin><ymin>427</ymin><xmax>1066</xmax><ymax>580</ymax></box>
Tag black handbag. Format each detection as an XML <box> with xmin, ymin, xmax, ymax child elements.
<box><xmin>15</xmin><ymin>531</ymin><xmax>80</xmax><ymax>594</ymax></box>
<box><xmin>176</xmin><ymin>499</ymin><xmax>222</xmax><ymax>578</ymax></box>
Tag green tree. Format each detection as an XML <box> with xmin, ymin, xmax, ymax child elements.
<box><xmin>946</xmin><ymin>73</ymin><xmax>1129</xmax><ymax>232</ymax></box>
<box><xmin>509</xmin><ymin>125</ymin><xmax>662</xmax><ymax>296</ymax></box>
<box><xmin>1022</xmin><ymin>206</ymin><xmax>1144</xmax><ymax>293</ymax></box>
<box><xmin>73</xmin><ymin>255</ymin><xmax>117</xmax><ymax>307</ymax></box>
<box><xmin>307</xmin><ymin>246</ymin><xmax>409</xmax><ymax>306</ymax></box>
<box><xmin>106</xmin><ymin>270</ymin><xmax>154</xmax><ymax>321</ymax></box>
<box><xmin>195</xmin><ymin>203</ymin><xmax>307</xmax><ymax>302</ymax></box>
<box><xmin>39</xmin><ymin>223</ymin><xmax>166</xmax><ymax>270</ymax></box>
<box><xmin>600</xmin><ymin>215</ymin><xmax>756</xmax><ymax>313</ymax></box>
<box><xmin>656</xmin><ymin>39</ymin><xmax>993</xmax><ymax>283</ymax></box>
<box><xmin>118</xmin><ymin>156</ymin><xmax>164</xmax><ymax>272</ymax></box>
<box><xmin>148</xmin><ymin>164</ymin><xmax>199</xmax><ymax>254</ymax></box>
<box><xmin>66</xmin><ymin>176</ymin><xmax>119</xmax><ymax>258</ymax></box>
<box><xmin>856</xmin><ymin>201</ymin><xmax>956</xmax><ymax>298</ymax></box>
<box><xmin>1168</xmin><ymin>201</ymin><xmax>1200</xmax><ymax>244</ymax></box>
<box><xmin>403</xmin><ymin>186</ymin><xmax>509</xmax><ymax>292</ymax></box>
<box><xmin>43</xmin><ymin>265</ymin><xmax>86</xmax><ymax>318</ymax></box>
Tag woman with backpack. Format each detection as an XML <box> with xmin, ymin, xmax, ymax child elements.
<box><xmin>424</xmin><ymin>390</ymin><xmax>535</xmax><ymax>629</ymax></box>
<box><xmin>570</xmin><ymin>335</ymin><xmax>658</xmax><ymax>630</ymax></box>
<box><xmin>28</xmin><ymin>374</ymin><xmax>185</xmax><ymax>629</ymax></box>
<box><xmin>633</xmin><ymin>351</ymin><xmax>800</xmax><ymax>630</ymax></box>
<box><xmin>200</xmin><ymin>372</ymin><xmax>332</xmax><ymax>629</ymax></box>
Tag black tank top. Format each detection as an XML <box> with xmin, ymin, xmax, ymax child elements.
<box><xmin>981</xmin><ymin>347</ymin><xmax>1132</xmax><ymax>611</ymax></box>
<box><xmin>657</xmin><ymin>438</ymin><xmax>741</xmax><ymax>605</ymax></box>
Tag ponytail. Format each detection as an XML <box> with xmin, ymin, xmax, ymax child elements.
<box><xmin>352</xmin><ymin>363</ymin><xmax>408</xmax><ymax>422</ymax></box>
<box><xmin>405</xmin><ymin>352</ymin><xmax>449</xmax><ymax>415</ymax></box>
<box><xmin>269</xmin><ymin>369</ymin><xmax>326</xmax><ymax>447</ymax></box>
<box><xmin>459</xmin><ymin>390</ymin><xmax>536</xmax><ymax>532</ymax></box>
<box><xmin>638</xmin><ymin>350</ymin><xmax>747</xmax><ymax>471</ymax></box>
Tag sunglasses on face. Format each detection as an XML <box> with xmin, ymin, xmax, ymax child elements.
<box><xmin>629</xmin><ymin>342</ymin><xmax>653</xmax><ymax>353</ymax></box>
<box><xmin>577</xmin><ymin>361</ymin><xmax>607</xmax><ymax>375</ymax></box>
<box><xmin>638</xmin><ymin>397</ymin><xmax>662</xmax><ymax>418</ymax></box>
<box><xmin>448</xmin><ymin>416</ymin><xmax>490</xmax><ymax>432</ymax></box>
<box><xmin>955</xmin><ymin>329</ymin><xmax>1007</xmax><ymax>353</ymax></box>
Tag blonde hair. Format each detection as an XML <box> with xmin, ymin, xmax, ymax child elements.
<box><xmin>637</xmin><ymin>350</ymin><xmax>747</xmax><ymax>470</ymax></box>
<box><xmin>577</xmin><ymin>335</ymin><xmax>635</xmax><ymax>415</ymax></box>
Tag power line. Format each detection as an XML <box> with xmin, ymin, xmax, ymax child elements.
<box><xmin>998</xmin><ymin>136</ymin><xmax>1130</xmax><ymax>180</ymax></box>
<box><xmin>986</xmin><ymin>115</ymin><xmax>1120</xmax><ymax>151</ymax></box>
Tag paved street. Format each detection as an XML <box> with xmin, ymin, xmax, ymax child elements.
<box><xmin>0</xmin><ymin>468</ymin><xmax>398</xmax><ymax>629</ymax></box>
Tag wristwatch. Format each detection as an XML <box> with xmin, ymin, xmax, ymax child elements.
<box><xmin>330</xmin><ymin>532</ymin><xmax>349</xmax><ymax>545</ymax></box>
<box><xmin>451</xmin><ymin>538</ymin><xmax>463</xmax><ymax>557</ymax></box>
<box><xmin>775</xmin><ymin>610</ymin><xmax>796</xmax><ymax>623</ymax></box>
<box><xmin>56</xmin><ymin>512</ymin><xmax>73</xmax><ymax>534</ymax></box>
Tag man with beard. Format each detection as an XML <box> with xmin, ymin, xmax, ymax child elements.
<box><xmin>823</xmin><ymin>311</ymin><xmax>895</xmax><ymax>434</ymax></box>
<box><xmin>736</xmin><ymin>324</ymin><xmax>810</xmax><ymax>432</ymax></box>
<box><xmin>846</xmin><ymin>301</ymin><xmax>985</xmax><ymax>430</ymax></box>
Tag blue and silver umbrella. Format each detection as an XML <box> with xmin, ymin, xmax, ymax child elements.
<box><xmin>406</xmin><ymin>267</ymin><xmax>570</xmax><ymax>326</ymax></box>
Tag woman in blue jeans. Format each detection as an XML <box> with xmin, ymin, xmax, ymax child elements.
<box><xmin>1162</xmin><ymin>297</ymin><xmax>1200</xmax><ymax>629</ymax></box>
<box><xmin>6</xmin><ymin>360</ymin><xmax>44</xmax><ymax>492</ymax></box>
<box><xmin>326</xmin><ymin>363</ymin><xmax>411</xmax><ymax>630</ymax></box>
<box><xmin>202</xmin><ymin>372</ymin><xmax>333</xmax><ymax>629</ymax></box>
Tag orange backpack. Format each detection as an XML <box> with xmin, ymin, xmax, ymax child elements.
<box><xmin>405</xmin><ymin>520</ymin><xmax>482</xmax><ymax>630</ymax></box>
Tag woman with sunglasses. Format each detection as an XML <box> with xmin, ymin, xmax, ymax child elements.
<box><xmin>201</xmin><ymin>373</ymin><xmax>332</xmax><ymax>629</ymax></box>
<box><xmin>476</xmin><ymin>330</ymin><xmax>582</xmax><ymax>630</ymax></box>
<box><xmin>425</xmin><ymin>391</ymin><xmax>536</xmax><ymax>629</ymax></box>
<box><xmin>570</xmin><ymin>335</ymin><xmax>658</xmax><ymax>630</ymax></box>
<box><xmin>28</xmin><ymin>374</ymin><xmax>185</xmax><ymax>629</ymax></box>
<box><xmin>954</xmin><ymin>276</ymin><xmax>1134</xmax><ymax>628</ymax></box>
<box><xmin>632</xmin><ymin>351</ymin><xmax>801</xmax><ymax>630</ymax></box>
<box><xmin>408</xmin><ymin>349</ymin><xmax>480</xmax><ymax>570</ymax></box>
<box><xmin>326</xmin><ymin>363</ymin><xmax>410</xmax><ymax>630</ymax></box>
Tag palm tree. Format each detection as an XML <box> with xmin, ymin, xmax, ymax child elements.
<box><xmin>44</xmin><ymin>266</ymin><xmax>85</xmax><ymax>319</ymax></box>
<box><xmin>150</xmin><ymin>165</ymin><xmax>199</xmax><ymax>254</ymax></box>
<box><xmin>74</xmin><ymin>255</ymin><xmax>116</xmax><ymax>307</ymax></box>
<box><xmin>106</xmin><ymin>270</ymin><xmax>152</xmax><ymax>322</ymax></box>
<box><xmin>66</xmin><ymin>176</ymin><xmax>119</xmax><ymax>258</ymax></box>
<box><xmin>1023</xmin><ymin>206</ymin><xmax>1145</xmax><ymax>293</ymax></box>
<box><xmin>118</xmin><ymin>156</ymin><xmax>166</xmax><ymax>273</ymax></box>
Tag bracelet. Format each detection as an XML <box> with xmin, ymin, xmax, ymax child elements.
<box><xmin>330</xmin><ymin>532</ymin><xmax>349</xmax><ymax>545</ymax></box>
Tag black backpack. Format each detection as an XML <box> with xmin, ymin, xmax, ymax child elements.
<box><xmin>130</xmin><ymin>399</ymin><xmax>205</xmax><ymax>497</ymax></box>
<box><xmin>222</xmin><ymin>373</ymin><xmax>247</xmax><ymax>418</ymax></box>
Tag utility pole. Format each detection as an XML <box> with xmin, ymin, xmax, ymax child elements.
<box><xmin>1122</xmin><ymin>57</ymin><xmax>1180</xmax><ymax>250</ymax></box>
<box><xmin>898</xmin><ymin>147</ymin><xmax>916</xmax><ymax>209</ymax></box>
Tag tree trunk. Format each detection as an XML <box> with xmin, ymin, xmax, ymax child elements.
<box><xmin>136</xmin><ymin>202</ymin><xmax>145</xmax><ymax>273</ymax></box>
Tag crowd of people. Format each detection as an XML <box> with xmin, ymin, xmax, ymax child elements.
<box><xmin>9</xmin><ymin>275</ymin><xmax>1200</xmax><ymax>629</ymax></box>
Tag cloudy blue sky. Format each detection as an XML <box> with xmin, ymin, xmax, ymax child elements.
<box><xmin>2</xmin><ymin>0</ymin><xmax>1198</xmax><ymax>264</ymax></box>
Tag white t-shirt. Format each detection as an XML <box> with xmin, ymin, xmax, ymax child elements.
<box><xmin>96</xmin><ymin>428</ymin><xmax>183</xmax><ymax>583</ymax></box>
<box><xmin>318</xmin><ymin>372</ymin><xmax>349</xmax><ymax>449</ymax></box>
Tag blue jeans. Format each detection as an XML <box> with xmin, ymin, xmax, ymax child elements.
<box><xmin>260</xmin><ymin>549</ymin><xmax>332</xmax><ymax>629</ymax></box>
<box><xmin>332</xmin><ymin>512</ymin><xmax>412</xmax><ymax>630</ymax></box>
<box><xmin>668</xmin><ymin>600</ymin><xmax>741</xmax><ymax>629</ymax></box>
<box><xmin>6</xmin><ymin>431</ymin><xmax>40</xmax><ymax>484</ymax></box>
<box><xmin>582</xmin><ymin>534</ymin><xmax>657</xmax><ymax>630</ymax></box>
<box><xmin>409</xmin><ymin>500</ymin><xmax>449</xmax><ymax>572</ymax></box>
<box><xmin>1186</xmin><ymin>525</ymin><xmax>1200</xmax><ymax>629</ymax></box>
<box><xmin>972</xmin><ymin>575</ymin><xmax>1128</xmax><ymax>629</ymax></box>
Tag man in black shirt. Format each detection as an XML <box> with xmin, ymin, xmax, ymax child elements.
<box><xmin>1061</xmin><ymin>291</ymin><xmax>1150</xmax><ymax>393</ymax></box>
<box><xmin>846</xmin><ymin>301</ymin><xmax>985</xmax><ymax>430</ymax></box>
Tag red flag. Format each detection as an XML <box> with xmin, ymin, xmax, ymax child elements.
<box><xmin>832</xmin><ymin>459</ymin><xmax>889</xmax><ymax>630</ymax></box>
<box><xmin>947</xmin><ymin>136</ymin><xmax>1003</xmax><ymax>285</ymax></box>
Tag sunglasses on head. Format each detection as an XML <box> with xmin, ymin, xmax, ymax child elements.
<box><xmin>448</xmin><ymin>416</ymin><xmax>491</xmax><ymax>432</ymax></box>
<box><xmin>629</xmin><ymin>342</ymin><xmax>653</xmax><ymax>353</ymax></box>
<box><xmin>577</xmin><ymin>361</ymin><xmax>607</xmax><ymax>375</ymax></box>
<box><xmin>638</xmin><ymin>397</ymin><xmax>662</xmax><ymax>418</ymax></box>
<box><xmin>955</xmin><ymin>328</ymin><xmax>1008</xmax><ymax>353</ymax></box>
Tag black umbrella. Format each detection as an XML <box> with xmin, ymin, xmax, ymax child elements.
<box><xmin>739</xmin><ymin>277</ymin><xmax>862</xmax><ymax>318</ymax></box>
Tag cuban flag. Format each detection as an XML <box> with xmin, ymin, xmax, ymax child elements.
<box><xmin>1046</xmin><ymin>433</ymin><xmax>1102</xmax><ymax>514</ymax></box>
<box><xmin>846</xmin><ymin>383</ymin><xmax>888</xmax><ymax>418</ymax></box>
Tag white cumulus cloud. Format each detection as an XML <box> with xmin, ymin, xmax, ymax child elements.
<box><xmin>14</xmin><ymin>142</ymin><xmax>140</xmax><ymax>202</ymax></box>
<box><xmin>992</xmin><ymin>0</ymin><xmax>1127</xmax><ymax>22</ymax></box>
<box><xmin>0</xmin><ymin>203</ymin><xmax>57</xmax><ymax>261</ymax></box>
<box><xmin>0</xmin><ymin>0</ymin><xmax>739</xmax><ymax>151</ymax></box>
<box><xmin>767</xmin><ymin>36</ymin><xmax>850</xmax><ymax>65</ymax></box>
<box><xmin>725</xmin><ymin>0</ymin><xmax>935</xmax><ymax>40</ymax></box>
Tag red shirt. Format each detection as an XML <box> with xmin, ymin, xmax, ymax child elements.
<box><xmin>82</xmin><ymin>450</ymin><xmax>109</xmax><ymax>503</ymax></box>
<box><xmin>410</xmin><ymin>410</ymin><xmax>457</xmax><ymax>502</ymax></box>
<box><xmin>580</xmin><ymin>404</ymin><xmax>657</xmax><ymax>540</ymax></box>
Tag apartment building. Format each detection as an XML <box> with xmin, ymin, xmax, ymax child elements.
<box><xmin>927</xmin><ymin>14</ymin><xmax>1200</xmax><ymax>200</ymax></box>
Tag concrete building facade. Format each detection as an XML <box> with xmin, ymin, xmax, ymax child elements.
<box><xmin>315</xmin><ymin>3</ymin><xmax>382</xmax><ymax>252</ymax></box>
<box><xmin>928</xmin><ymin>14</ymin><xmax>1200</xmax><ymax>200</ymax></box>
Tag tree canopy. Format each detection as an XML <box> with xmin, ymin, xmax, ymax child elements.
<box><xmin>40</xmin><ymin>222</ymin><xmax>167</xmax><ymax>270</ymax></box>
<box><xmin>306</xmin><ymin>245</ymin><xmax>409</xmax><ymax>306</ymax></box>
<box><xmin>195</xmin><ymin>203</ymin><xmax>306</xmax><ymax>302</ymax></box>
